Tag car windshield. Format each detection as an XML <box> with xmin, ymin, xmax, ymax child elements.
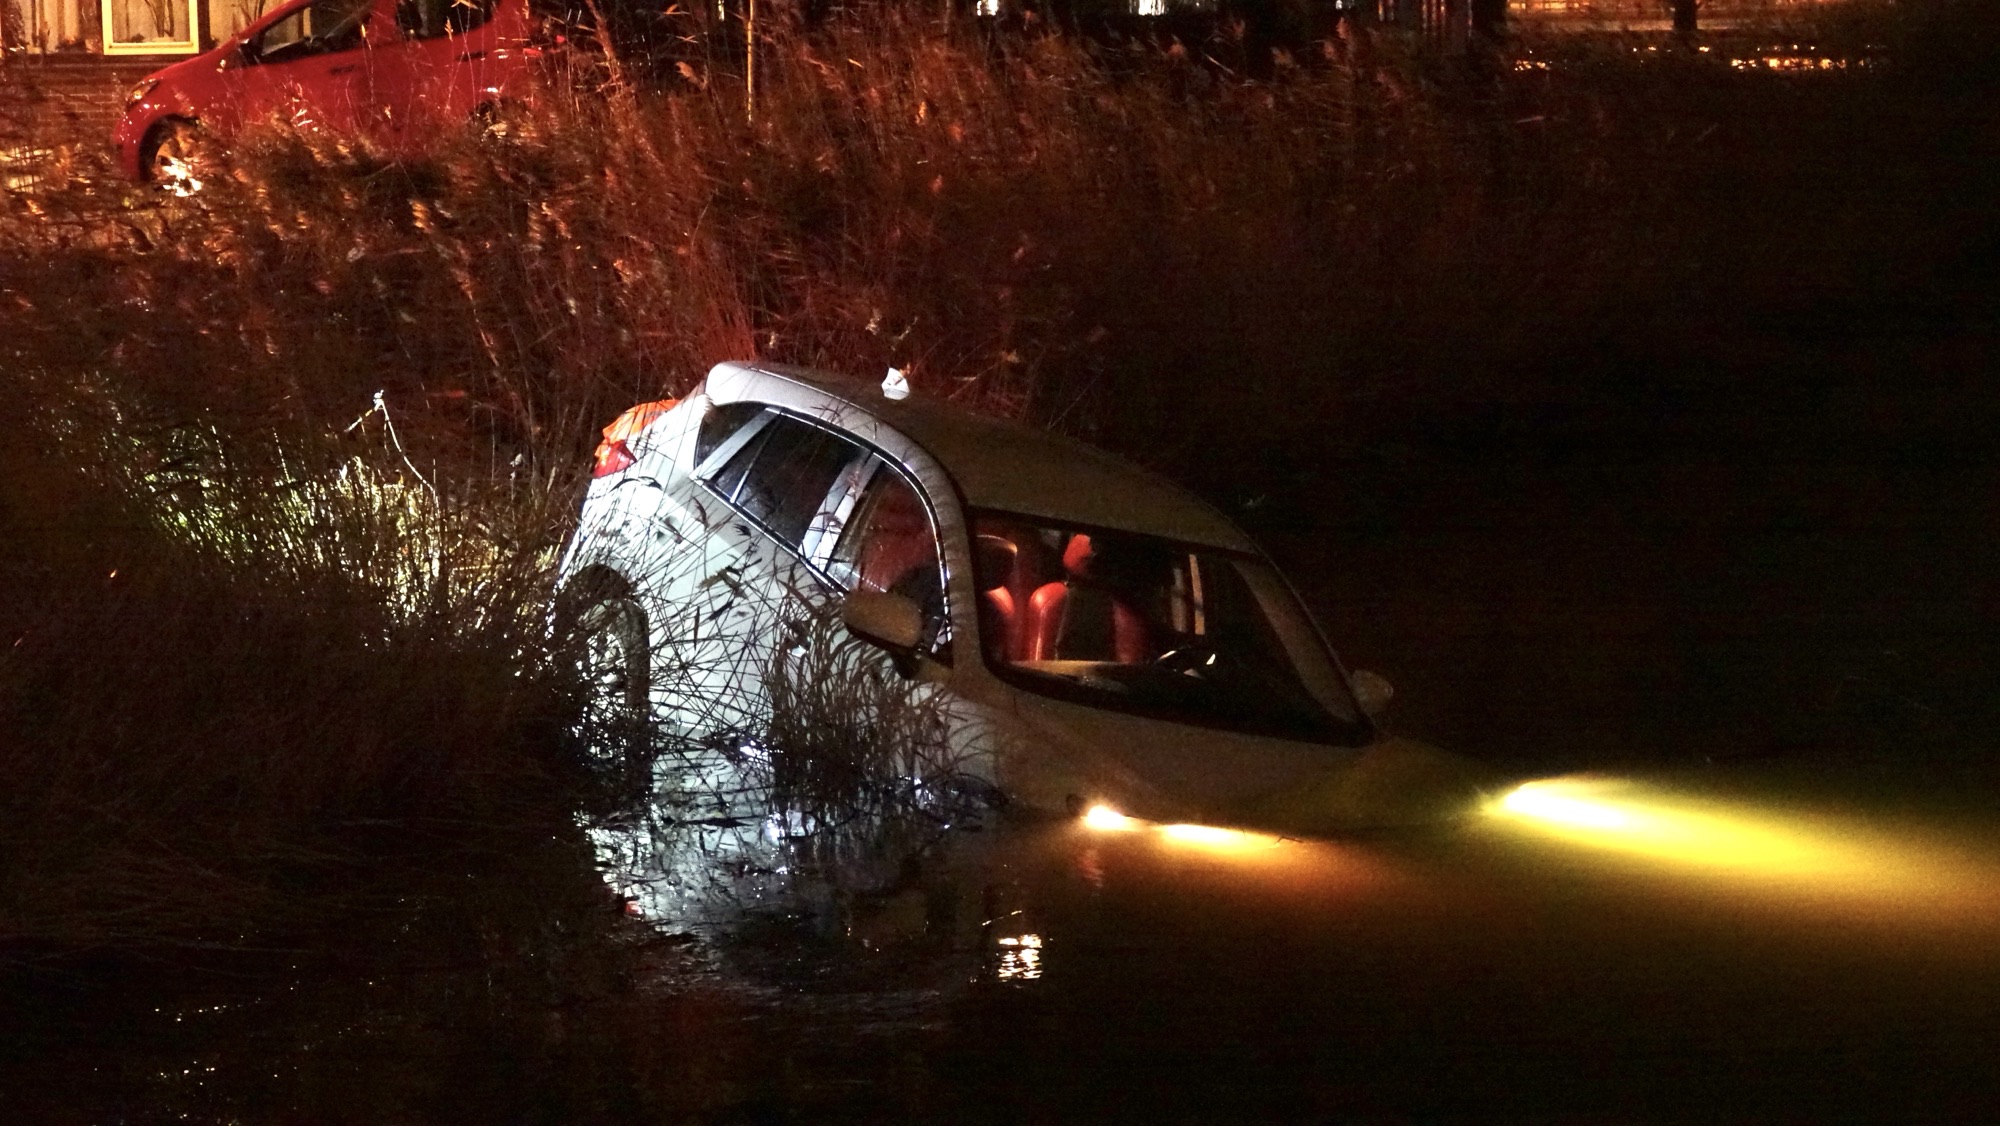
<box><xmin>969</xmin><ymin>510</ymin><xmax>1364</xmax><ymax>744</ymax></box>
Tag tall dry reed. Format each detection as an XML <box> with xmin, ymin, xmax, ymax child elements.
<box><xmin>4</xmin><ymin>7</ymin><xmax>1683</xmax><ymax>457</ymax></box>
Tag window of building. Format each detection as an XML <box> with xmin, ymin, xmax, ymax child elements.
<box><xmin>101</xmin><ymin>0</ymin><xmax>199</xmax><ymax>53</ymax></box>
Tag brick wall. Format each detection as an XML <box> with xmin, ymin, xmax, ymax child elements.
<box><xmin>1</xmin><ymin>58</ymin><xmax>163</xmax><ymax>145</ymax></box>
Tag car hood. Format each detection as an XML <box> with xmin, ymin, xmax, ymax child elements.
<box><xmin>994</xmin><ymin>693</ymin><xmax>1488</xmax><ymax>834</ymax></box>
<box><xmin>1239</xmin><ymin>736</ymin><xmax>1492</xmax><ymax>834</ymax></box>
<box><xmin>142</xmin><ymin>48</ymin><xmax>229</xmax><ymax>89</ymax></box>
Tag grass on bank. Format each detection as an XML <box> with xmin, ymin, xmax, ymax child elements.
<box><xmin>0</xmin><ymin>385</ymin><xmax>590</xmax><ymax>954</ymax></box>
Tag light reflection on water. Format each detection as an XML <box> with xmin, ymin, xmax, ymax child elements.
<box><xmin>993</xmin><ymin>933</ymin><xmax>1044</xmax><ymax>981</ymax></box>
<box><xmin>561</xmin><ymin>674</ymin><xmax>2000</xmax><ymax>1115</ymax></box>
<box><xmin>586</xmin><ymin>763</ymin><xmax>2000</xmax><ymax>1118</ymax></box>
<box><xmin>1729</xmin><ymin>48</ymin><xmax>1882</xmax><ymax>72</ymax></box>
<box><xmin>35</xmin><ymin>759</ymin><xmax>2000</xmax><ymax>1121</ymax></box>
<box><xmin>590</xmin><ymin>742</ymin><xmax>2000</xmax><ymax>979</ymax></box>
<box><xmin>1510</xmin><ymin>37</ymin><xmax>1888</xmax><ymax>75</ymax></box>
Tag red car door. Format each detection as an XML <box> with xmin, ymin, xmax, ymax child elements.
<box><xmin>375</xmin><ymin>0</ymin><xmax>523</xmax><ymax>137</ymax></box>
<box><xmin>220</xmin><ymin>0</ymin><xmax>396</xmax><ymax>139</ymax></box>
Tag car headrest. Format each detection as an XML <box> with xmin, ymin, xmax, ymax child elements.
<box><xmin>975</xmin><ymin>534</ymin><xmax>1019</xmax><ymax>591</ymax></box>
<box><xmin>1062</xmin><ymin>533</ymin><xmax>1095</xmax><ymax>579</ymax></box>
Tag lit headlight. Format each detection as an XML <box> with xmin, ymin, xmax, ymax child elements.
<box><xmin>124</xmin><ymin>78</ymin><xmax>160</xmax><ymax>108</ymax></box>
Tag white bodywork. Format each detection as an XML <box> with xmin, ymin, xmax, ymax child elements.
<box><xmin>561</xmin><ymin>362</ymin><xmax>1447</xmax><ymax>847</ymax></box>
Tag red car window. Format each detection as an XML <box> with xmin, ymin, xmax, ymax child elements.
<box><xmin>250</xmin><ymin>0</ymin><xmax>375</xmax><ymax>61</ymax></box>
<box><xmin>396</xmin><ymin>0</ymin><xmax>496</xmax><ymax>38</ymax></box>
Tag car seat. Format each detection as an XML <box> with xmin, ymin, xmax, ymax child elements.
<box><xmin>975</xmin><ymin>534</ymin><xmax>1022</xmax><ymax>660</ymax></box>
<box><xmin>1021</xmin><ymin>534</ymin><xmax>1150</xmax><ymax>664</ymax></box>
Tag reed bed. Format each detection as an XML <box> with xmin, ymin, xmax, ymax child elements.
<box><xmin>4</xmin><ymin>5</ymin><xmax>1697</xmax><ymax>449</ymax></box>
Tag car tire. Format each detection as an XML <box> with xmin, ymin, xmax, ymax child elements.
<box><xmin>140</xmin><ymin>118</ymin><xmax>206</xmax><ymax>188</ymax></box>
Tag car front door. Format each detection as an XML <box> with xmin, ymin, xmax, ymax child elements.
<box><xmin>223</xmin><ymin>0</ymin><xmax>391</xmax><ymax>138</ymax></box>
<box><xmin>792</xmin><ymin>453</ymin><xmax>992</xmax><ymax>799</ymax></box>
<box><xmin>378</xmin><ymin>0</ymin><xmax>512</xmax><ymax>137</ymax></box>
<box><xmin>818</xmin><ymin>458</ymin><xmax>950</xmax><ymax>655</ymax></box>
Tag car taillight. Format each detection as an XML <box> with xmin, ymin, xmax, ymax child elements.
<box><xmin>594</xmin><ymin>440</ymin><xmax>636</xmax><ymax>477</ymax></box>
<box><xmin>592</xmin><ymin>399</ymin><xmax>678</xmax><ymax>478</ymax></box>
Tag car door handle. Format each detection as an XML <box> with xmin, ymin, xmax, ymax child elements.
<box><xmin>328</xmin><ymin>64</ymin><xmax>359</xmax><ymax>74</ymax></box>
<box><xmin>456</xmin><ymin>50</ymin><xmax>486</xmax><ymax>62</ymax></box>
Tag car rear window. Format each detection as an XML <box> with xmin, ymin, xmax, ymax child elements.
<box><xmin>694</xmin><ymin>401</ymin><xmax>766</xmax><ymax>469</ymax></box>
<box><xmin>714</xmin><ymin>415</ymin><xmax>862</xmax><ymax>549</ymax></box>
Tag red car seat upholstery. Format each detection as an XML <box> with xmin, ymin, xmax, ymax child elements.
<box><xmin>975</xmin><ymin>534</ymin><xmax>1023</xmax><ymax>660</ymax></box>
<box><xmin>1022</xmin><ymin>534</ymin><xmax>1150</xmax><ymax>664</ymax></box>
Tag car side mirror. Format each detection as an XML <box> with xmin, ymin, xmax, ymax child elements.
<box><xmin>219</xmin><ymin>43</ymin><xmax>247</xmax><ymax>69</ymax></box>
<box><xmin>1350</xmin><ymin>669</ymin><xmax>1394</xmax><ymax>722</ymax></box>
<box><xmin>842</xmin><ymin>589</ymin><xmax>924</xmax><ymax>655</ymax></box>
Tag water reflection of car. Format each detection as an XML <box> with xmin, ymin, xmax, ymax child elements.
<box><xmin>111</xmin><ymin>0</ymin><xmax>539</xmax><ymax>181</ymax></box>
<box><xmin>559</xmin><ymin>361</ymin><xmax>1480</xmax><ymax>842</ymax></box>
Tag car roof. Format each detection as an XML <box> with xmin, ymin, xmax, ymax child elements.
<box><xmin>703</xmin><ymin>361</ymin><xmax>1255</xmax><ymax>552</ymax></box>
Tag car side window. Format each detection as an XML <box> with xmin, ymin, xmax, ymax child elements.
<box><xmin>395</xmin><ymin>0</ymin><xmax>495</xmax><ymax>38</ymax></box>
<box><xmin>251</xmin><ymin>0</ymin><xmax>374</xmax><ymax>60</ymax></box>
<box><xmin>693</xmin><ymin>401</ymin><xmax>767</xmax><ymax>471</ymax></box>
<box><xmin>714</xmin><ymin>414</ymin><xmax>863</xmax><ymax>550</ymax></box>
<box><xmin>828</xmin><ymin>463</ymin><xmax>949</xmax><ymax>652</ymax></box>
<box><xmin>708</xmin><ymin>423</ymin><xmax>768</xmax><ymax>505</ymax></box>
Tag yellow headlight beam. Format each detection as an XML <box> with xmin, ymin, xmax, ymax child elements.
<box><xmin>1496</xmin><ymin>783</ymin><xmax>1636</xmax><ymax>832</ymax></box>
<box><xmin>1160</xmin><ymin>823</ymin><xmax>1249</xmax><ymax>846</ymax></box>
<box><xmin>1489</xmin><ymin>777</ymin><xmax>1833</xmax><ymax>872</ymax></box>
<box><xmin>1081</xmin><ymin>805</ymin><xmax>1282</xmax><ymax>853</ymax></box>
<box><xmin>1482</xmin><ymin>775</ymin><xmax>2000</xmax><ymax>918</ymax></box>
<box><xmin>1083</xmin><ymin>804</ymin><xmax>1142</xmax><ymax>832</ymax></box>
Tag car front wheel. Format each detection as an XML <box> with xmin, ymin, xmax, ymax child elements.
<box><xmin>141</xmin><ymin>118</ymin><xmax>207</xmax><ymax>189</ymax></box>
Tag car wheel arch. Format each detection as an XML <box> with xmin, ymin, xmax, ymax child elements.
<box><xmin>138</xmin><ymin>116</ymin><xmax>203</xmax><ymax>183</ymax></box>
<box><xmin>557</xmin><ymin>561</ymin><xmax>659</xmax><ymax>787</ymax></box>
<box><xmin>554</xmin><ymin>563</ymin><xmax>635</xmax><ymax>626</ymax></box>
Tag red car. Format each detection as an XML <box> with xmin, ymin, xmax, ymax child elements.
<box><xmin>113</xmin><ymin>0</ymin><xmax>541</xmax><ymax>181</ymax></box>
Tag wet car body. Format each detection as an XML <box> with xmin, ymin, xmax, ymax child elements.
<box><xmin>560</xmin><ymin>361</ymin><xmax>1476</xmax><ymax>839</ymax></box>
<box><xmin>112</xmin><ymin>0</ymin><xmax>538</xmax><ymax>180</ymax></box>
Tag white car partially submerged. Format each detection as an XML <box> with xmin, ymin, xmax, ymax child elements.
<box><xmin>558</xmin><ymin>361</ymin><xmax>1479</xmax><ymax>839</ymax></box>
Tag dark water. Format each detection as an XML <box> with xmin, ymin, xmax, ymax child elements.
<box><xmin>1239</xmin><ymin>303</ymin><xmax>2000</xmax><ymax>778</ymax></box>
<box><xmin>11</xmin><ymin>752</ymin><xmax>2000</xmax><ymax>1122</ymax></box>
<box><xmin>927</xmin><ymin>765</ymin><xmax>2000</xmax><ymax>1121</ymax></box>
